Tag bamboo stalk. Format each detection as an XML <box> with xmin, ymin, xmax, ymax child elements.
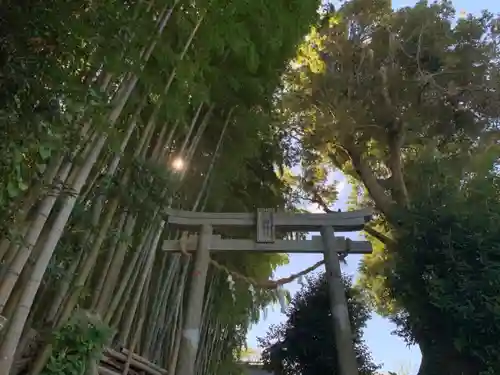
<box><xmin>111</xmin><ymin>241</ymin><xmax>149</xmax><ymax>332</ymax></box>
<box><xmin>151</xmin><ymin>256</ymin><xmax>183</xmax><ymax>363</ymax></box>
<box><xmin>121</xmin><ymin>317</ymin><xmax>143</xmax><ymax>375</ymax></box>
<box><xmin>104</xmin><ymin>225</ymin><xmax>152</xmax><ymax>324</ymax></box>
<box><xmin>91</xmin><ymin>212</ymin><xmax>127</xmax><ymax>309</ymax></box>
<box><xmin>136</xmin><ymin>269</ymin><xmax>151</xmax><ymax>355</ymax></box>
<box><xmin>142</xmin><ymin>254</ymin><xmax>179</xmax><ymax>355</ymax></box>
<box><xmin>0</xmin><ymin>135</ymin><xmax>109</xmax><ymax>372</ymax></box>
<box><xmin>191</xmin><ymin>109</ymin><xmax>234</xmax><ymax>210</ymax></box>
<box><xmin>95</xmin><ymin>214</ymin><xmax>137</xmax><ymax>315</ymax></box>
<box><xmin>163</xmin><ymin>259</ymin><xmax>189</xmax><ymax>365</ymax></box>
<box><xmin>166</xmin><ymin>304</ymin><xmax>183</xmax><ymax>375</ymax></box>
<box><xmin>118</xmin><ymin>222</ymin><xmax>162</xmax><ymax>343</ymax></box>
<box><xmin>0</xmin><ymin>162</ymin><xmax>73</xmax><ymax>314</ymax></box>
<box><xmin>55</xmin><ymin>198</ymin><xmax>120</xmax><ymax>325</ymax></box>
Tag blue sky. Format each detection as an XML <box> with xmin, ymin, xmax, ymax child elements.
<box><xmin>245</xmin><ymin>0</ymin><xmax>499</xmax><ymax>373</ymax></box>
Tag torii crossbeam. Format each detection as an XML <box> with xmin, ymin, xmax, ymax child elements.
<box><xmin>163</xmin><ymin>208</ymin><xmax>373</xmax><ymax>375</ymax></box>
<box><xmin>163</xmin><ymin>234</ymin><xmax>372</xmax><ymax>253</ymax></box>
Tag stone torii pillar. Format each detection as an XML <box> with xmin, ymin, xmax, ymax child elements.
<box><xmin>163</xmin><ymin>208</ymin><xmax>372</xmax><ymax>375</ymax></box>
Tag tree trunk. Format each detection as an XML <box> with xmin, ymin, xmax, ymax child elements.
<box><xmin>417</xmin><ymin>339</ymin><xmax>480</xmax><ymax>375</ymax></box>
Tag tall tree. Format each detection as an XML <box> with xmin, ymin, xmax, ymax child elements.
<box><xmin>258</xmin><ymin>273</ymin><xmax>379</xmax><ymax>375</ymax></box>
<box><xmin>276</xmin><ymin>0</ymin><xmax>500</xmax><ymax>374</ymax></box>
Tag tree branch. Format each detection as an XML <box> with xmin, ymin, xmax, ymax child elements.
<box><xmin>364</xmin><ymin>225</ymin><xmax>394</xmax><ymax>246</ymax></box>
<box><xmin>311</xmin><ymin>190</ymin><xmax>333</xmax><ymax>213</ymax></box>
<box><xmin>380</xmin><ymin>63</ymin><xmax>410</xmax><ymax>208</ymax></box>
<box><xmin>341</xmin><ymin>140</ymin><xmax>395</xmax><ymax>218</ymax></box>
<box><xmin>310</xmin><ymin>186</ymin><xmax>394</xmax><ymax>246</ymax></box>
<box><xmin>387</xmin><ymin>130</ymin><xmax>410</xmax><ymax>207</ymax></box>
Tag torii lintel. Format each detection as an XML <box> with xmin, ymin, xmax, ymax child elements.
<box><xmin>164</xmin><ymin>208</ymin><xmax>372</xmax><ymax>232</ymax></box>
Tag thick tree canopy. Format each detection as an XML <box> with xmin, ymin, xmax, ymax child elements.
<box><xmin>258</xmin><ymin>273</ymin><xmax>379</xmax><ymax>375</ymax></box>
<box><xmin>275</xmin><ymin>0</ymin><xmax>500</xmax><ymax>374</ymax></box>
<box><xmin>358</xmin><ymin>154</ymin><xmax>500</xmax><ymax>375</ymax></box>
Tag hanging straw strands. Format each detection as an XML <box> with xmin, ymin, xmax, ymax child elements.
<box><xmin>178</xmin><ymin>231</ymin><xmax>326</xmax><ymax>289</ymax></box>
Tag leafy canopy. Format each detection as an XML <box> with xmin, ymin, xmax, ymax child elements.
<box><xmin>275</xmin><ymin>0</ymin><xmax>500</xmax><ymax>373</ymax></box>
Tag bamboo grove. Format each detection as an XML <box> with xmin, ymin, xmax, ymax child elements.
<box><xmin>0</xmin><ymin>0</ymin><xmax>321</xmax><ymax>374</ymax></box>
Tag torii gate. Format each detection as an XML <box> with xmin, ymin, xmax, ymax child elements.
<box><xmin>162</xmin><ymin>208</ymin><xmax>373</xmax><ymax>375</ymax></box>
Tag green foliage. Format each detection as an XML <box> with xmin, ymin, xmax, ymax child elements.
<box><xmin>0</xmin><ymin>0</ymin><xmax>135</xmax><ymax>227</ymax></box>
<box><xmin>258</xmin><ymin>273</ymin><xmax>379</xmax><ymax>375</ymax></box>
<box><xmin>274</xmin><ymin>0</ymin><xmax>500</xmax><ymax>373</ymax></box>
<box><xmin>42</xmin><ymin>310</ymin><xmax>113</xmax><ymax>375</ymax></box>
<box><xmin>366</xmin><ymin>158</ymin><xmax>500</xmax><ymax>374</ymax></box>
<box><xmin>278</xmin><ymin>0</ymin><xmax>500</xmax><ymax>201</ymax></box>
<box><xmin>0</xmin><ymin>0</ymin><xmax>322</xmax><ymax>373</ymax></box>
